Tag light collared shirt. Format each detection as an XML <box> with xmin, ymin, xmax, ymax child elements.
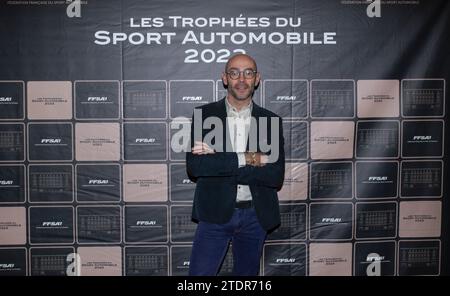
<box><xmin>225</xmin><ymin>97</ymin><xmax>253</xmax><ymax>202</ymax></box>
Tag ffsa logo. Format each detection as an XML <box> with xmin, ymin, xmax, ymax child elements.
<box><xmin>66</xmin><ymin>253</ymin><xmax>81</xmax><ymax>276</ymax></box>
<box><xmin>366</xmin><ymin>252</ymin><xmax>384</xmax><ymax>276</ymax></box>
<box><xmin>366</xmin><ymin>0</ymin><xmax>381</xmax><ymax>18</ymax></box>
<box><xmin>66</xmin><ymin>0</ymin><xmax>81</xmax><ymax>18</ymax></box>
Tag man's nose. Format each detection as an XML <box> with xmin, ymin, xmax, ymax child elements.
<box><xmin>238</xmin><ymin>72</ymin><xmax>245</xmax><ymax>82</ymax></box>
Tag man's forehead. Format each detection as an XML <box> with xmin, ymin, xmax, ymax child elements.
<box><xmin>226</xmin><ymin>55</ymin><xmax>257</xmax><ymax>70</ymax></box>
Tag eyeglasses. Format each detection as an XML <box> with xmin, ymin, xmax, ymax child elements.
<box><xmin>226</xmin><ymin>68</ymin><xmax>257</xmax><ymax>80</ymax></box>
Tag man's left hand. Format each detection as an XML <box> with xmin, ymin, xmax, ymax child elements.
<box><xmin>191</xmin><ymin>141</ymin><xmax>215</xmax><ymax>155</ymax></box>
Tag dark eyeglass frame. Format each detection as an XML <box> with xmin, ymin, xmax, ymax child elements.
<box><xmin>226</xmin><ymin>68</ymin><xmax>258</xmax><ymax>80</ymax></box>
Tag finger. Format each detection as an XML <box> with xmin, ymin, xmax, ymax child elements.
<box><xmin>201</xmin><ymin>143</ymin><xmax>212</xmax><ymax>150</ymax></box>
<box><xmin>260</xmin><ymin>155</ymin><xmax>268</xmax><ymax>164</ymax></box>
<box><xmin>203</xmin><ymin>147</ymin><xmax>214</xmax><ymax>153</ymax></box>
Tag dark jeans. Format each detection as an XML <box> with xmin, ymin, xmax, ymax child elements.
<box><xmin>189</xmin><ymin>207</ymin><xmax>267</xmax><ymax>276</ymax></box>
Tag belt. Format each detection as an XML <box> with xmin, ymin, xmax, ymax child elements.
<box><xmin>235</xmin><ymin>200</ymin><xmax>253</xmax><ymax>209</ymax></box>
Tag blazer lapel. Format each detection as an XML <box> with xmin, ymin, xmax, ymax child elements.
<box><xmin>247</xmin><ymin>100</ymin><xmax>261</xmax><ymax>152</ymax></box>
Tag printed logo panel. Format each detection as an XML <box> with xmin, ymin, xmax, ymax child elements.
<box><xmin>76</xmin><ymin>164</ymin><xmax>121</xmax><ymax>202</ymax></box>
<box><xmin>310</xmin><ymin>162</ymin><xmax>352</xmax><ymax>200</ymax></box>
<box><xmin>122</xmin><ymin>80</ymin><xmax>167</xmax><ymax>119</ymax></box>
<box><xmin>0</xmin><ymin>165</ymin><xmax>25</xmax><ymax>203</ymax></box>
<box><xmin>264</xmin><ymin>80</ymin><xmax>308</xmax><ymax>119</ymax></box>
<box><xmin>354</xmin><ymin>241</ymin><xmax>396</xmax><ymax>276</ymax></box>
<box><xmin>0</xmin><ymin>124</ymin><xmax>24</xmax><ymax>161</ymax></box>
<box><xmin>77</xmin><ymin>206</ymin><xmax>121</xmax><ymax>244</ymax></box>
<box><xmin>400</xmin><ymin>161</ymin><xmax>443</xmax><ymax>198</ymax></box>
<box><xmin>263</xmin><ymin>243</ymin><xmax>307</xmax><ymax>276</ymax></box>
<box><xmin>356</xmin><ymin>121</ymin><xmax>399</xmax><ymax>158</ymax></box>
<box><xmin>75</xmin><ymin>81</ymin><xmax>120</xmax><ymax>119</ymax></box>
<box><xmin>311</xmin><ymin>80</ymin><xmax>354</xmax><ymax>118</ymax></box>
<box><xmin>30</xmin><ymin>247</ymin><xmax>74</xmax><ymax>276</ymax></box>
<box><xmin>29</xmin><ymin>206</ymin><xmax>74</xmax><ymax>244</ymax></box>
<box><xmin>29</xmin><ymin>165</ymin><xmax>73</xmax><ymax>203</ymax></box>
<box><xmin>28</xmin><ymin>123</ymin><xmax>72</xmax><ymax>161</ymax></box>
<box><xmin>124</xmin><ymin>206</ymin><xmax>168</xmax><ymax>243</ymax></box>
<box><xmin>124</xmin><ymin>246</ymin><xmax>169</xmax><ymax>276</ymax></box>
<box><xmin>402</xmin><ymin>79</ymin><xmax>445</xmax><ymax>117</ymax></box>
<box><xmin>398</xmin><ymin>240</ymin><xmax>440</xmax><ymax>276</ymax></box>
<box><xmin>0</xmin><ymin>81</ymin><xmax>24</xmax><ymax>120</ymax></box>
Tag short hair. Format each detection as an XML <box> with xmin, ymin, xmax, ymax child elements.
<box><xmin>225</xmin><ymin>53</ymin><xmax>257</xmax><ymax>72</ymax></box>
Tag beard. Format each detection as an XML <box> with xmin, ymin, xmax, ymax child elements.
<box><xmin>228</xmin><ymin>81</ymin><xmax>255</xmax><ymax>100</ymax></box>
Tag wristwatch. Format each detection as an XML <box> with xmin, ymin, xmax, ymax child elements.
<box><xmin>246</xmin><ymin>152</ymin><xmax>257</xmax><ymax>166</ymax></box>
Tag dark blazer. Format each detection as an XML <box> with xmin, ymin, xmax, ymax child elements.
<box><xmin>186</xmin><ymin>98</ymin><xmax>285</xmax><ymax>231</ymax></box>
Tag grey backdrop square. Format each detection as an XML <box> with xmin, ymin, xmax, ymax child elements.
<box><xmin>0</xmin><ymin>81</ymin><xmax>24</xmax><ymax>120</ymax></box>
<box><xmin>124</xmin><ymin>206</ymin><xmax>168</xmax><ymax>243</ymax></box>
<box><xmin>283</xmin><ymin>121</ymin><xmax>308</xmax><ymax>160</ymax></box>
<box><xmin>0</xmin><ymin>124</ymin><xmax>24</xmax><ymax>161</ymax></box>
<box><xmin>310</xmin><ymin>162</ymin><xmax>353</xmax><ymax>199</ymax></box>
<box><xmin>29</xmin><ymin>206</ymin><xmax>74</xmax><ymax>244</ymax></box>
<box><xmin>309</xmin><ymin>203</ymin><xmax>353</xmax><ymax>240</ymax></box>
<box><xmin>30</xmin><ymin>247</ymin><xmax>74</xmax><ymax>276</ymax></box>
<box><xmin>264</xmin><ymin>80</ymin><xmax>307</xmax><ymax>119</ymax></box>
<box><xmin>356</xmin><ymin>162</ymin><xmax>398</xmax><ymax>199</ymax></box>
<box><xmin>170</xmin><ymin>163</ymin><xmax>195</xmax><ymax>202</ymax></box>
<box><xmin>28</xmin><ymin>123</ymin><xmax>72</xmax><ymax>161</ymax></box>
<box><xmin>402</xmin><ymin>120</ymin><xmax>443</xmax><ymax>157</ymax></box>
<box><xmin>0</xmin><ymin>248</ymin><xmax>27</xmax><ymax>276</ymax></box>
<box><xmin>310</xmin><ymin>80</ymin><xmax>354</xmax><ymax>118</ymax></box>
<box><xmin>170</xmin><ymin>80</ymin><xmax>214</xmax><ymax>119</ymax></box>
<box><xmin>355</xmin><ymin>202</ymin><xmax>397</xmax><ymax>239</ymax></box>
<box><xmin>356</xmin><ymin>121</ymin><xmax>399</xmax><ymax>158</ymax></box>
<box><xmin>263</xmin><ymin>243</ymin><xmax>307</xmax><ymax>276</ymax></box>
<box><xmin>401</xmin><ymin>161</ymin><xmax>443</xmax><ymax>197</ymax></box>
<box><xmin>76</xmin><ymin>164</ymin><xmax>121</xmax><ymax>202</ymax></box>
<box><xmin>124</xmin><ymin>246</ymin><xmax>168</xmax><ymax>276</ymax></box>
<box><xmin>398</xmin><ymin>240</ymin><xmax>440</xmax><ymax>276</ymax></box>
<box><xmin>122</xmin><ymin>81</ymin><xmax>167</xmax><ymax>119</ymax></box>
<box><xmin>77</xmin><ymin>206</ymin><xmax>121</xmax><ymax>244</ymax></box>
<box><xmin>170</xmin><ymin>245</ymin><xmax>192</xmax><ymax>276</ymax></box>
<box><xmin>29</xmin><ymin>165</ymin><xmax>73</xmax><ymax>203</ymax></box>
<box><xmin>123</xmin><ymin>122</ymin><xmax>167</xmax><ymax>160</ymax></box>
<box><xmin>354</xmin><ymin>241</ymin><xmax>396</xmax><ymax>276</ymax></box>
<box><xmin>0</xmin><ymin>165</ymin><xmax>25</xmax><ymax>203</ymax></box>
<box><xmin>267</xmin><ymin>203</ymin><xmax>307</xmax><ymax>241</ymax></box>
<box><xmin>169</xmin><ymin>120</ymin><xmax>190</xmax><ymax>161</ymax></box>
<box><xmin>170</xmin><ymin>205</ymin><xmax>196</xmax><ymax>243</ymax></box>
<box><xmin>402</xmin><ymin>79</ymin><xmax>445</xmax><ymax>117</ymax></box>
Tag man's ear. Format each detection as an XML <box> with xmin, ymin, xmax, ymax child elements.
<box><xmin>221</xmin><ymin>72</ymin><xmax>228</xmax><ymax>87</ymax></box>
<box><xmin>255</xmin><ymin>72</ymin><xmax>261</xmax><ymax>88</ymax></box>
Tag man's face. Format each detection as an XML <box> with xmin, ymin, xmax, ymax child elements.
<box><xmin>222</xmin><ymin>56</ymin><xmax>260</xmax><ymax>101</ymax></box>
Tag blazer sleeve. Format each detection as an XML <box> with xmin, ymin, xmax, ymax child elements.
<box><xmin>236</xmin><ymin>117</ymin><xmax>285</xmax><ymax>189</ymax></box>
<box><xmin>186</xmin><ymin>110</ymin><xmax>239</xmax><ymax>178</ymax></box>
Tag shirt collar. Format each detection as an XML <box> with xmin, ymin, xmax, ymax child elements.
<box><xmin>225</xmin><ymin>97</ymin><xmax>253</xmax><ymax>116</ymax></box>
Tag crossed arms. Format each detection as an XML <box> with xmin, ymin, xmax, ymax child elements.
<box><xmin>186</xmin><ymin>122</ymin><xmax>285</xmax><ymax>190</ymax></box>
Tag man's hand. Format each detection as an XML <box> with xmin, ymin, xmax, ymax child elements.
<box><xmin>191</xmin><ymin>141</ymin><xmax>215</xmax><ymax>155</ymax></box>
<box><xmin>244</xmin><ymin>152</ymin><xmax>268</xmax><ymax>167</ymax></box>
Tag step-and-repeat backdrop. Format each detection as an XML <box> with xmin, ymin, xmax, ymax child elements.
<box><xmin>0</xmin><ymin>0</ymin><xmax>448</xmax><ymax>276</ymax></box>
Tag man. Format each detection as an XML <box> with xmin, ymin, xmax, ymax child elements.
<box><xmin>186</xmin><ymin>53</ymin><xmax>285</xmax><ymax>276</ymax></box>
